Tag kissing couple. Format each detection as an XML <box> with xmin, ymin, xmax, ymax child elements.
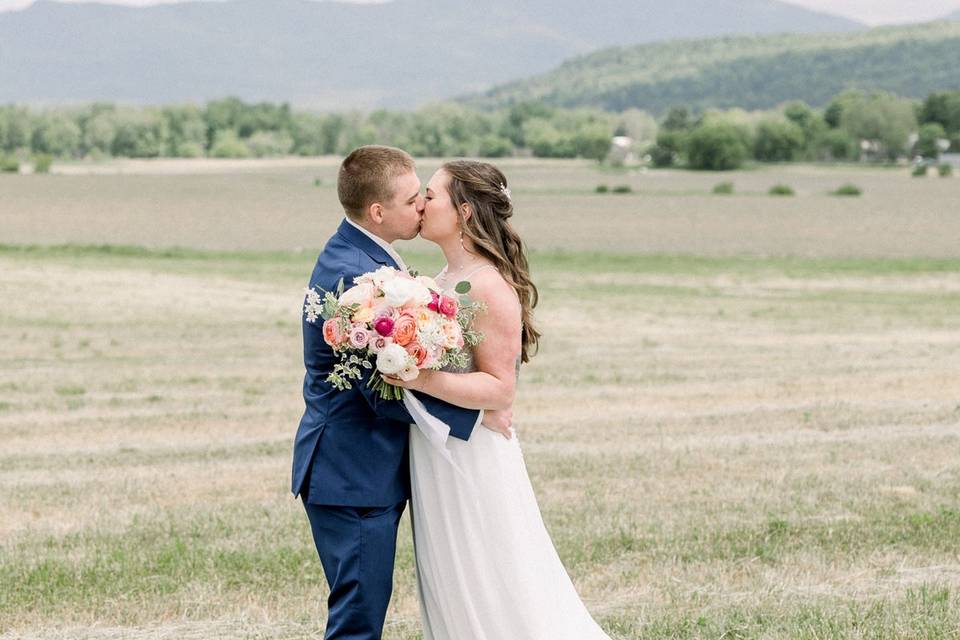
<box><xmin>291</xmin><ymin>145</ymin><xmax>611</xmax><ymax>639</ymax></box>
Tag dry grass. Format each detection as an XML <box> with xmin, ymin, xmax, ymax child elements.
<box><xmin>1</xmin><ymin>159</ymin><xmax>958</xmax><ymax>257</ymax></box>
<box><xmin>1</xmin><ymin>243</ymin><xmax>959</xmax><ymax>639</ymax></box>
<box><xmin>1</xmin><ymin>158</ymin><xmax>959</xmax><ymax>638</ymax></box>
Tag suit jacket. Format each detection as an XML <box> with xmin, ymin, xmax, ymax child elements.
<box><xmin>291</xmin><ymin>219</ymin><xmax>481</xmax><ymax>507</ymax></box>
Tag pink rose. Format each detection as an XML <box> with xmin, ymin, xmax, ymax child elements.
<box><xmin>438</xmin><ymin>295</ymin><xmax>458</xmax><ymax>318</ymax></box>
<box><xmin>348</xmin><ymin>326</ymin><xmax>370</xmax><ymax>349</ymax></box>
<box><xmin>374</xmin><ymin>316</ymin><xmax>395</xmax><ymax>337</ymax></box>
<box><xmin>368</xmin><ymin>335</ymin><xmax>393</xmax><ymax>354</ymax></box>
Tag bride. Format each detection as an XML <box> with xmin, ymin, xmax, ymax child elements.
<box><xmin>385</xmin><ymin>160</ymin><xmax>611</xmax><ymax>639</ymax></box>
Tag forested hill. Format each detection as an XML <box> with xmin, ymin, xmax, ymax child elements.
<box><xmin>462</xmin><ymin>22</ymin><xmax>960</xmax><ymax>114</ymax></box>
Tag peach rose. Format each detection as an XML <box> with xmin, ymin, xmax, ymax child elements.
<box><xmin>405</xmin><ymin>341</ymin><xmax>428</xmax><ymax>367</ymax></box>
<box><xmin>392</xmin><ymin>313</ymin><xmax>417</xmax><ymax>347</ymax></box>
<box><xmin>352</xmin><ymin>307</ymin><xmax>375</xmax><ymax>324</ymax></box>
<box><xmin>322</xmin><ymin>318</ymin><xmax>343</xmax><ymax>347</ymax></box>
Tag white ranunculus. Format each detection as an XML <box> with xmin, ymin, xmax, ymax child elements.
<box><xmin>381</xmin><ymin>277</ymin><xmax>432</xmax><ymax>308</ymax></box>
<box><xmin>398</xmin><ymin>363</ymin><xmax>420</xmax><ymax>382</ymax></box>
<box><xmin>376</xmin><ymin>343</ymin><xmax>410</xmax><ymax>375</ymax></box>
<box><xmin>338</xmin><ymin>282</ymin><xmax>374</xmax><ymax>307</ymax></box>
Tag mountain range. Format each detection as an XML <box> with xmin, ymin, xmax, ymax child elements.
<box><xmin>462</xmin><ymin>21</ymin><xmax>960</xmax><ymax>114</ymax></box>
<box><xmin>0</xmin><ymin>0</ymin><xmax>864</xmax><ymax>108</ymax></box>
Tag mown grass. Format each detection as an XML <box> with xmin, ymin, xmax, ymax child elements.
<box><xmin>2</xmin><ymin>244</ymin><xmax>959</xmax><ymax>639</ymax></box>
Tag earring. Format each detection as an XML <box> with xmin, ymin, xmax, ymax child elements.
<box><xmin>459</xmin><ymin>229</ymin><xmax>465</xmax><ymax>250</ymax></box>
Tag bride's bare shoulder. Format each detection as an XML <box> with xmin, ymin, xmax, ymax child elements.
<box><xmin>467</xmin><ymin>267</ymin><xmax>521</xmax><ymax>322</ymax></box>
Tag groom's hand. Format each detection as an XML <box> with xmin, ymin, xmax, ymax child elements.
<box><xmin>482</xmin><ymin>408</ymin><xmax>513</xmax><ymax>440</ymax></box>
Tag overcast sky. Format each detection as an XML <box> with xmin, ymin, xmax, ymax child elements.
<box><xmin>0</xmin><ymin>0</ymin><xmax>959</xmax><ymax>26</ymax></box>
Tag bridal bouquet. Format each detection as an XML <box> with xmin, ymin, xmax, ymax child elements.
<box><xmin>304</xmin><ymin>266</ymin><xmax>484</xmax><ymax>400</ymax></box>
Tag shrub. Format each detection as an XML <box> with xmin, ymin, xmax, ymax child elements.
<box><xmin>713</xmin><ymin>181</ymin><xmax>734</xmax><ymax>195</ymax></box>
<box><xmin>0</xmin><ymin>155</ymin><xmax>19</xmax><ymax>173</ymax></box>
<box><xmin>612</xmin><ymin>185</ymin><xmax>633</xmax><ymax>194</ymax></box>
<box><xmin>753</xmin><ymin>120</ymin><xmax>805</xmax><ymax>162</ymax></box>
<box><xmin>912</xmin><ymin>165</ymin><xmax>928</xmax><ymax>177</ymax></box>
<box><xmin>769</xmin><ymin>184</ymin><xmax>794</xmax><ymax>196</ymax></box>
<box><xmin>33</xmin><ymin>153</ymin><xmax>53</xmax><ymax>174</ymax></box>
<box><xmin>686</xmin><ymin>122</ymin><xmax>749</xmax><ymax>171</ymax></box>
<box><xmin>595</xmin><ymin>184</ymin><xmax>609</xmax><ymax>193</ymax></box>
<box><xmin>939</xmin><ymin>164</ymin><xmax>953</xmax><ymax>177</ymax></box>
<box><xmin>831</xmin><ymin>184</ymin><xmax>862</xmax><ymax>196</ymax></box>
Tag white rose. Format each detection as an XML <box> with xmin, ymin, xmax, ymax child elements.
<box><xmin>338</xmin><ymin>282</ymin><xmax>374</xmax><ymax>307</ymax></box>
<box><xmin>369</xmin><ymin>266</ymin><xmax>400</xmax><ymax>289</ymax></box>
<box><xmin>398</xmin><ymin>363</ymin><xmax>420</xmax><ymax>382</ymax></box>
<box><xmin>376</xmin><ymin>343</ymin><xmax>410</xmax><ymax>375</ymax></box>
<box><xmin>381</xmin><ymin>277</ymin><xmax>432</xmax><ymax>308</ymax></box>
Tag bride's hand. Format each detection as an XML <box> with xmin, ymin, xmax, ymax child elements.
<box><xmin>381</xmin><ymin>368</ymin><xmax>433</xmax><ymax>392</ymax></box>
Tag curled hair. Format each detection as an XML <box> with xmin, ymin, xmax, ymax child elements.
<box><xmin>442</xmin><ymin>160</ymin><xmax>541</xmax><ymax>363</ymax></box>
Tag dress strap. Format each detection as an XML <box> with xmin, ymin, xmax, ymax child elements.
<box><xmin>460</xmin><ymin>263</ymin><xmax>498</xmax><ymax>281</ymax></box>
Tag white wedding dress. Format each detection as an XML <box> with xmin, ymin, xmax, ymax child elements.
<box><xmin>408</xmin><ymin>348</ymin><xmax>611</xmax><ymax>639</ymax></box>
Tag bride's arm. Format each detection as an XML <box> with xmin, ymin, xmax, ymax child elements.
<box><xmin>385</xmin><ymin>269</ymin><xmax>521</xmax><ymax>411</ymax></box>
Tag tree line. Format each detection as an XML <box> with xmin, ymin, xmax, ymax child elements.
<box><xmin>1</xmin><ymin>90</ymin><xmax>958</xmax><ymax>171</ymax></box>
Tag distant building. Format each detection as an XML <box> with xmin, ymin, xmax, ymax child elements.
<box><xmin>940</xmin><ymin>153</ymin><xmax>960</xmax><ymax>169</ymax></box>
<box><xmin>607</xmin><ymin>136</ymin><xmax>639</xmax><ymax>166</ymax></box>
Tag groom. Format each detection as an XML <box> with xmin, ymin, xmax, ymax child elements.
<box><xmin>292</xmin><ymin>145</ymin><xmax>511</xmax><ymax>640</ymax></box>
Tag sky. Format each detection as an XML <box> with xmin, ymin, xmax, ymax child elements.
<box><xmin>0</xmin><ymin>0</ymin><xmax>959</xmax><ymax>26</ymax></box>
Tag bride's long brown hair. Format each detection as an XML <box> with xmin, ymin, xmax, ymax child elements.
<box><xmin>442</xmin><ymin>160</ymin><xmax>540</xmax><ymax>363</ymax></box>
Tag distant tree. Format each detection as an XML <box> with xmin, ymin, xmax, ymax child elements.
<box><xmin>162</xmin><ymin>105</ymin><xmax>208</xmax><ymax>157</ymax></box>
<box><xmin>686</xmin><ymin>121</ymin><xmax>749</xmax><ymax>170</ymax></box>
<box><xmin>30</xmin><ymin>111</ymin><xmax>81</xmax><ymax>157</ymax></box>
<box><xmin>80</xmin><ymin>109</ymin><xmax>117</xmax><ymax>157</ymax></box>
<box><xmin>615</xmin><ymin>109</ymin><xmax>658</xmax><ymax>147</ymax></box>
<box><xmin>782</xmin><ymin>101</ymin><xmax>827</xmax><ymax>157</ymax></box>
<box><xmin>209</xmin><ymin>130</ymin><xmax>251</xmax><ymax>158</ymax></box>
<box><xmin>246</xmin><ymin>130</ymin><xmax>294</xmax><ymax>157</ymax></box>
<box><xmin>661</xmin><ymin>106</ymin><xmax>692</xmax><ymax>131</ymax></box>
<box><xmin>111</xmin><ymin>108</ymin><xmax>168</xmax><ymax>158</ymax></box>
<box><xmin>204</xmin><ymin>97</ymin><xmax>247</xmax><ymax>145</ymax></box>
<box><xmin>753</xmin><ymin>119</ymin><xmax>805</xmax><ymax>162</ymax></box>
<box><xmin>919</xmin><ymin>91</ymin><xmax>960</xmax><ymax>135</ymax></box>
<box><xmin>840</xmin><ymin>91</ymin><xmax>917</xmax><ymax>161</ymax></box>
<box><xmin>477</xmin><ymin>134</ymin><xmax>514</xmax><ymax>158</ymax></box>
<box><xmin>0</xmin><ymin>106</ymin><xmax>34</xmax><ymax>152</ymax></box>
<box><xmin>523</xmin><ymin>118</ymin><xmax>575</xmax><ymax>158</ymax></box>
<box><xmin>915</xmin><ymin>122</ymin><xmax>946</xmax><ymax>159</ymax></box>
<box><xmin>648</xmin><ymin>129</ymin><xmax>686</xmax><ymax>167</ymax></box>
<box><xmin>502</xmin><ymin>102</ymin><xmax>554</xmax><ymax>147</ymax></box>
<box><xmin>818</xmin><ymin>129</ymin><xmax>857</xmax><ymax>160</ymax></box>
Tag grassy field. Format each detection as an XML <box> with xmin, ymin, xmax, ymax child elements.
<box><xmin>1</xmin><ymin>160</ymin><xmax>960</xmax><ymax>639</ymax></box>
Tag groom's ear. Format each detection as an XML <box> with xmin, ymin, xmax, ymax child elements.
<box><xmin>368</xmin><ymin>202</ymin><xmax>384</xmax><ymax>225</ymax></box>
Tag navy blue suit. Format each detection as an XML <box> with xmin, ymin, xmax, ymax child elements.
<box><xmin>292</xmin><ymin>219</ymin><xmax>480</xmax><ymax>639</ymax></box>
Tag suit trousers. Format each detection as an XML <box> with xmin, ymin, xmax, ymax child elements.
<box><xmin>303</xmin><ymin>497</ymin><xmax>407</xmax><ymax>640</ymax></box>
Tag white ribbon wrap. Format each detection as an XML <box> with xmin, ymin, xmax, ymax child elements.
<box><xmin>403</xmin><ymin>391</ymin><xmax>469</xmax><ymax>478</ymax></box>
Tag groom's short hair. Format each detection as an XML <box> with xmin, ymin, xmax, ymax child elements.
<box><xmin>338</xmin><ymin>145</ymin><xmax>416</xmax><ymax>221</ymax></box>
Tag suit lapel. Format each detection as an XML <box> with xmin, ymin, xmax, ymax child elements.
<box><xmin>335</xmin><ymin>219</ymin><xmax>400</xmax><ymax>270</ymax></box>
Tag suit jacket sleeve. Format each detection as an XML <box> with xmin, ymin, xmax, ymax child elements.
<box><xmin>355</xmin><ymin>366</ymin><xmax>481</xmax><ymax>441</ymax></box>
